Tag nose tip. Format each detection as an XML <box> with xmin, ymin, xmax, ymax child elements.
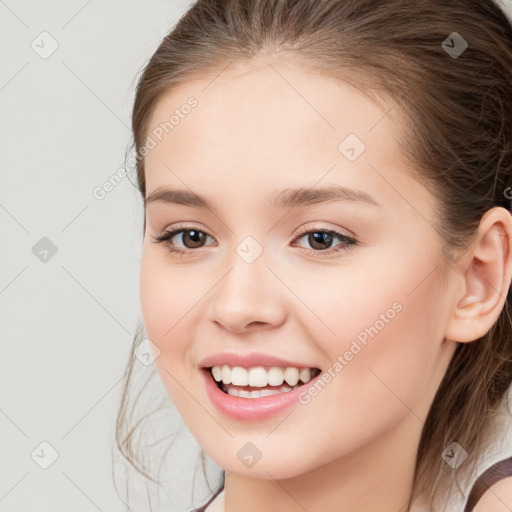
<box><xmin>208</xmin><ymin>257</ymin><xmax>288</xmax><ymax>334</ymax></box>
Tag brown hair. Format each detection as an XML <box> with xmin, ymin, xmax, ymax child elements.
<box><xmin>114</xmin><ymin>1</ymin><xmax>512</xmax><ymax>510</ymax></box>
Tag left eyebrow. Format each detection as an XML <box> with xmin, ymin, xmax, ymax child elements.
<box><xmin>144</xmin><ymin>185</ymin><xmax>381</xmax><ymax>211</ymax></box>
<box><xmin>270</xmin><ymin>185</ymin><xmax>381</xmax><ymax>209</ymax></box>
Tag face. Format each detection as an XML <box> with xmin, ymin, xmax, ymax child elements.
<box><xmin>139</xmin><ymin>58</ymin><xmax>457</xmax><ymax>480</ymax></box>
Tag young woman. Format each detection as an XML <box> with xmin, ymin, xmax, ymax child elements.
<box><xmin>115</xmin><ymin>1</ymin><xmax>512</xmax><ymax>510</ymax></box>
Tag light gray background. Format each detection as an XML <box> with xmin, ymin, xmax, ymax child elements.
<box><xmin>1</xmin><ymin>2</ymin><xmax>203</xmax><ymax>512</ymax></box>
<box><xmin>1</xmin><ymin>1</ymin><xmax>512</xmax><ymax>512</ymax></box>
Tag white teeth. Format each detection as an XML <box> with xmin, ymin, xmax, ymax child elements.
<box><xmin>299</xmin><ymin>367</ymin><xmax>312</xmax><ymax>383</ymax></box>
<box><xmin>248</xmin><ymin>367</ymin><xmax>267</xmax><ymax>387</ymax></box>
<box><xmin>211</xmin><ymin>365</ymin><xmax>222</xmax><ymax>381</ymax></box>
<box><xmin>221</xmin><ymin>365</ymin><xmax>232</xmax><ymax>384</ymax></box>
<box><xmin>260</xmin><ymin>388</ymin><xmax>281</xmax><ymax>397</ymax></box>
<box><xmin>267</xmin><ymin>367</ymin><xmax>284</xmax><ymax>386</ymax></box>
<box><xmin>211</xmin><ymin>365</ymin><xmax>316</xmax><ymax>387</ymax></box>
<box><xmin>283</xmin><ymin>367</ymin><xmax>299</xmax><ymax>386</ymax></box>
<box><xmin>230</xmin><ymin>366</ymin><xmax>247</xmax><ymax>386</ymax></box>
<box><xmin>225</xmin><ymin>382</ymin><xmax>300</xmax><ymax>398</ymax></box>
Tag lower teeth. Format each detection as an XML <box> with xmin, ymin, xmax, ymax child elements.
<box><xmin>220</xmin><ymin>382</ymin><xmax>302</xmax><ymax>398</ymax></box>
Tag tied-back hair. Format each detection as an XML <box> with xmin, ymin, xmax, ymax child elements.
<box><xmin>115</xmin><ymin>1</ymin><xmax>512</xmax><ymax>510</ymax></box>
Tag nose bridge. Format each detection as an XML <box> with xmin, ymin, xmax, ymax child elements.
<box><xmin>217</xmin><ymin>237</ymin><xmax>269</xmax><ymax>308</ymax></box>
<box><xmin>209</xmin><ymin>236</ymin><xmax>286</xmax><ymax>331</ymax></box>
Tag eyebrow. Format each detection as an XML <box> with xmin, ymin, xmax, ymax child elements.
<box><xmin>144</xmin><ymin>185</ymin><xmax>380</xmax><ymax>211</ymax></box>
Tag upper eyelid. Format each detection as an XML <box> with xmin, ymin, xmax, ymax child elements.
<box><xmin>159</xmin><ymin>223</ymin><xmax>352</xmax><ymax>237</ymax></box>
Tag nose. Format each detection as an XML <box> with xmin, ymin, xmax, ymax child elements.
<box><xmin>208</xmin><ymin>257</ymin><xmax>288</xmax><ymax>334</ymax></box>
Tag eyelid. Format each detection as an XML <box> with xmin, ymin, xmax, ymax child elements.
<box><xmin>295</xmin><ymin>222</ymin><xmax>355</xmax><ymax>239</ymax></box>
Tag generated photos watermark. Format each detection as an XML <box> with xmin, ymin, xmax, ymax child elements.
<box><xmin>92</xmin><ymin>96</ymin><xmax>198</xmax><ymax>201</ymax></box>
<box><xmin>297</xmin><ymin>301</ymin><xmax>403</xmax><ymax>405</ymax></box>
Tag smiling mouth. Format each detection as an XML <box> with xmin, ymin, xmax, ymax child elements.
<box><xmin>208</xmin><ymin>366</ymin><xmax>322</xmax><ymax>399</ymax></box>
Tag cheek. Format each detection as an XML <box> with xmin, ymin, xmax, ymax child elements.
<box><xmin>139</xmin><ymin>250</ymin><xmax>201</xmax><ymax>409</ymax></box>
<box><xmin>267</xmin><ymin>268</ymin><xmax>446</xmax><ymax>473</ymax></box>
<box><xmin>318</xmin><ymin>264</ymin><xmax>444</xmax><ymax>421</ymax></box>
<box><xmin>139</xmin><ymin>247</ymin><xmax>212</xmax><ymax>369</ymax></box>
<box><xmin>289</xmin><ymin>254</ymin><xmax>445</xmax><ymax>416</ymax></box>
<box><xmin>140</xmin><ymin>249</ymin><xmax>189</xmax><ymax>353</ymax></box>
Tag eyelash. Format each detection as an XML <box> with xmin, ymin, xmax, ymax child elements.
<box><xmin>151</xmin><ymin>223</ymin><xmax>357</xmax><ymax>258</ymax></box>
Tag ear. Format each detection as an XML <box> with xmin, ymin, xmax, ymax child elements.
<box><xmin>444</xmin><ymin>207</ymin><xmax>512</xmax><ymax>343</ymax></box>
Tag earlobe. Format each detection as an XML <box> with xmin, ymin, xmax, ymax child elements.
<box><xmin>444</xmin><ymin>207</ymin><xmax>512</xmax><ymax>344</ymax></box>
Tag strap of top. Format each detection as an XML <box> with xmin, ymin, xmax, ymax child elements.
<box><xmin>463</xmin><ymin>455</ymin><xmax>512</xmax><ymax>511</ymax></box>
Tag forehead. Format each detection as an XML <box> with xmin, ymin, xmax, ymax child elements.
<box><xmin>142</xmin><ymin>60</ymin><xmax>431</xmax><ymax>219</ymax></box>
<box><xmin>146</xmin><ymin>59</ymin><xmax>398</xmax><ymax>158</ymax></box>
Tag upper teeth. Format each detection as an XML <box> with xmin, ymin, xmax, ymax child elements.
<box><xmin>210</xmin><ymin>365</ymin><xmax>315</xmax><ymax>387</ymax></box>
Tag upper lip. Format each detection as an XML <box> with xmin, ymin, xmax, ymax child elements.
<box><xmin>198</xmin><ymin>352</ymin><xmax>319</xmax><ymax>369</ymax></box>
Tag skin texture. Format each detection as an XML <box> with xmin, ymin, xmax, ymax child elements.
<box><xmin>139</xmin><ymin>56</ymin><xmax>512</xmax><ymax>512</ymax></box>
<box><xmin>474</xmin><ymin>476</ymin><xmax>512</xmax><ymax>511</ymax></box>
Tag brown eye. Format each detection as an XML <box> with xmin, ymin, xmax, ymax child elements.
<box><xmin>306</xmin><ymin>231</ymin><xmax>335</xmax><ymax>250</ymax></box>
<box><xmin>174</xmin><ymin>229</ymin><xmax>207</xmax><ymax>249</ymax></box>
<box><xmin>293</xmin><ymin>226</ymin><xmax>357</xmax><ymax>257</ymax></box>
<box><xmin>152</xmin><ymin>228</ymin><xmax>213</xmax><ymax>251</ymax></box>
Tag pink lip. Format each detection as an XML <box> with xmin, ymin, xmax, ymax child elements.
<box><xmin>198</xmin><ymin>352</ymin><xmax>319</xmax><ymax>369</ymax></box>
<box><xmin>201</xmin><ymin>368</ymin><xmax>322</xmax><ymax>421</ymax></box>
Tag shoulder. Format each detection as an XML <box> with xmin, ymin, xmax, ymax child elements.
<box><xmin>472</xmin><ymin>475</ymin><xmax>512</xmax><ymax>512</ymax></box>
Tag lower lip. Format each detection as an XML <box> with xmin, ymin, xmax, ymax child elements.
<box><xmin>201</xmin><ymin>368</ymin><xmax>321</xmax><ymax>421</ymax></box>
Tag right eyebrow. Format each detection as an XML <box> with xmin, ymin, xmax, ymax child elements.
<box><xmin>145</xmin><ymin>188</ymin><xmax>214</xmax><ymax>210</ymax></box>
